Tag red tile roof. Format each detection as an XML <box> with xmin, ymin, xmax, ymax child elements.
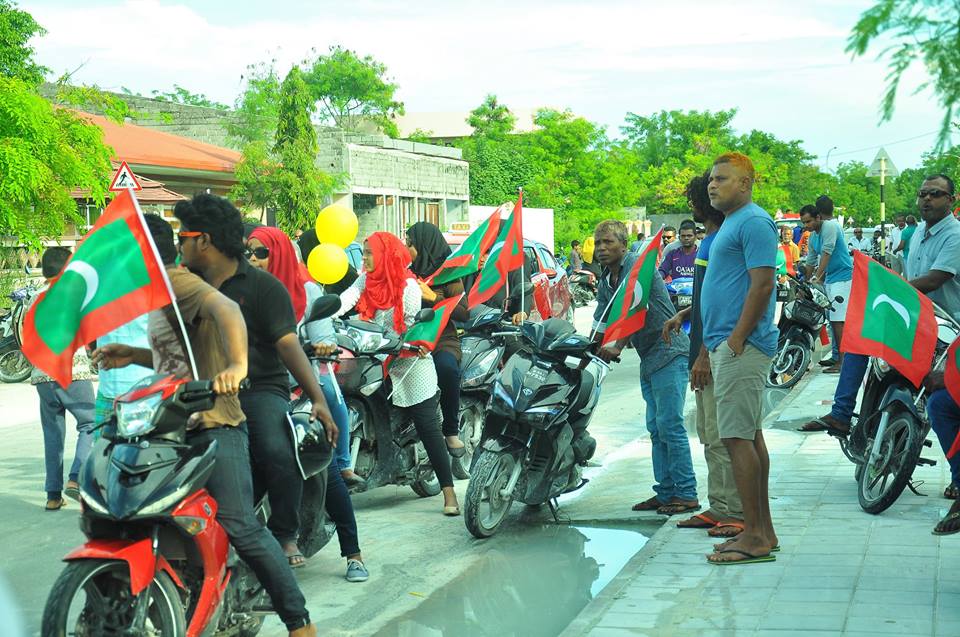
<box><xmin>74</xmin><ymin>111</ymin><xmax>241</xmax><ymax>174</ymax></box>
<box><xmin>71</xmin><ymin>166</ymin><xmax>187</xmax><ymax>204</ymax></box>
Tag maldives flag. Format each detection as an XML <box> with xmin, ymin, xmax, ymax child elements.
<box><xmin>602</xmin><ymin>229</ymin><xmax>663</xmax><ymax>347</ymax></box>
<box><xmin>21</xmin><ymin>189</ymin><xmax>173</xmax><ymax>387</ymax></box>
<box><xmin>468</xmin><ymin>193</ymin><xmax>524</xmax><ymax>308</ymax></box>
<box><xmin>428</xmin><ymin>206</ymin><xmax>503</xmax><ymax>286</ymax></box>
<box><xmin>944</xmin><ymin>339</ymin><xmax>960</xmax><ymax>459</ymax></box>
<box><xmin>841</xmin><ymin>251</ymin><xmax>937</xmax><ymax>388</ymax></box>
<box><xmin>780</xmin><ymin>244</ymin><xmax>796</xmax><ymax>276</ymax></box>
<box><xmin>402</xmin><ymin>293</ymin><xmax>465</xmax><ymax>355</ymax></box>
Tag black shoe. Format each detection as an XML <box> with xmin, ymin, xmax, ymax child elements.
<box><xmin>341</xmin><ymin>472</ymin><xmax>367</xmax><ymax>489</ymax></box>
<box><xmin>818</xmin><ymin>358</ymin><xmax>839</xmax><ymax>367</ymax></box>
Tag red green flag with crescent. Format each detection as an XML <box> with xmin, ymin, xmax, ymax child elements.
<box><xmin>402</xmin><ymin>293</ymin><xmax>465</xmax><ymax>356</ymax></box>
<box><xmin>427</xmin><ymin>207</ymin><xmax>503</xmax><ymax>286</ymax></box>
<box><xmin>21</xmin><ymin>190</ymin><xmax>174</xmax><ymax>387</ymax></box>
<box><xmin>601</xmin><ymin>229</ymin><xmax>663</xmax><ymax>347</ymax></box>
<box><xmin>944</xmin><ymin>338</ymin><xmax>960</xmax><ymax>458</ymax></box>
<box><xmin>468</xmin><ymin>193</ymin><xmax>524</xmax><ymax>308</ymax></box>
<box><xmin>841</xmin><ymin>251</ymin><xmax>937</xmax><ymax>388</ymax></box>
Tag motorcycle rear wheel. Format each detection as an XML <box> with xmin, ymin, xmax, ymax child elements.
<box><xmin>0</xmin><ymin>348</ymin><xmax>32</xmax><ymax>383</ymax></box>
<box><xmin>765</xmin><ymin>340</ymin><xmax>810</xmax><ymax>389</ymax></box>
<box><xmin>42</xmin><ymin>559</ymin><xmax>185</xmax><ymax>637</ymax></box>
<box><xmin>857</xmin><ymin>410</ymin><xmax>923</xmax><ymax>514</ymax></box>
<box><xmin>464</xmin><ymin>450</ymin><xmax>518</xmax><ymax>538</ymax></box>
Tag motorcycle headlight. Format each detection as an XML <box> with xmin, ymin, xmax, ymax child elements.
<box><xmin>873</xmin><ymin>358</ymin><xmax>891</xmax><ymax>375</ymax></box>
<box><xmin>116</xmin><ymin>393</ymin><xmax>162</xmax><ymax>438</ymax></box>
<box><xmin>79</xmin><ymin>487</ymin><xmax>108</xmax><ymax>515</ymax></box>
<box><xmin>521</xmin><ymin>405</ymin><xmax>561</xmax><ymax>428</ymax></box>
<box><xmin>463</xmin><ymin>350</ymin><xmax>500</xmax><ymax>388</ymax></box>
<box><xmin>783</xmin><ymin>301</ymin><xmax>796</xmax><ymax>321</ymax></box>
<box><xmin>346</xmin><ymin>328</ymin><xmax>386</xmax><ymax>353</ymax></box>
<box><xmin>491</xmin><ymin>383</ymin><xmax>514</xmax><ymax>415</ymax></box>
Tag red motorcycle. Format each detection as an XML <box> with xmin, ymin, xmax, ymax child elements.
<box><xmin>41</xmin><ymin>373</ymin><xmax>332</xmax><ymax>636</ymax></box>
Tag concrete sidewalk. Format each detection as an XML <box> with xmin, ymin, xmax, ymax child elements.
<box><xmin>563</xmin><ymin>368</ymin><xmax>960</xmax><ymax>636</ymax></box>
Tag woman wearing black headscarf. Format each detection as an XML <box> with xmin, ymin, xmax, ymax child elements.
<box><xmin>405</xmin><ymin>222</ymin><xmax>470</xmax><ymax>456</ymax></box>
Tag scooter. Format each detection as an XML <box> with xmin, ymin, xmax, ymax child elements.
<box><xmin>766</xmin><ymin>275</ymin><xmax>835</xmax><ymax>389</ymax></box>
<box><xmin>464</xmin><ymin>318</ymin><xmax>610</xmax><ymax>538</ymax></box>
<box><xmin>332</xmin><ymin>305</ymin><xmax>445</xmax><ymax>497</ymax></box>
<box><xmin>665</xmin><ymin>276</ymin><xmax>694</xmax><ymax>334</ymax></box>
<box><xmin>568</xmin><ymin>269</ymin><xmax>597</xmax><ymax>308</ymax></box>
<box><xmin>41</xmin><ymin>301</ymin><xmax>338</xmax><ymax>637</ymax></box>
<box><xmin>0</xmin><ymin>282</ymin><xmax>38</xmax><ymax>383</ymax></box>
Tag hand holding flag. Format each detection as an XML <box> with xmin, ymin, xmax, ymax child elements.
<box><xmin>600</xmin><ymin>229</ymin><xmax>663</xmax><ymax>348</ymax></box>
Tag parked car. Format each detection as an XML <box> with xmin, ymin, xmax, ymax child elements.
<box><xmin>445</xmin><ymin>236</ymin><xmax>573</xmax><ymax>323</ymax></box>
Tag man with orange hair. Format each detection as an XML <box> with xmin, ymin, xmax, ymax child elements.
<box><xmin>699</xmin><ymin>153</ymin><xmax>779</xmax><ymax>565</ymax></box>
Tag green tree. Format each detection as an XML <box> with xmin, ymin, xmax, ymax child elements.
<box><xmin>303</xmin><ymin>46</ymin><xmax>404</xmax><ymax>136</ymax></box>
<box><xmin>847</xmin><ymin>0</ymin><xmax>960</xmax><ymax>148</ymax></box>
<box><xmin>232</xmin><ymin>66</ymin><xmax>336</xmax><ymax>234</ymax></box>
<box><xmin>0</xmin><ymin>1</ymin><xmax>115</xmax><ymax>248</ymax></box>
<box><xmin>226</xmin><ymin>60</ymin><xmax>282</xmax><ymax>148</ymax></box>
<box><xmin>467</xmin><ymin>94</ymin><xmax>516</xmax><ymax>139</ymax></box>
<box><xmin>121</xmin><ymin>84</ymin><xmax>228</xmax><ymax>110</ymax></box>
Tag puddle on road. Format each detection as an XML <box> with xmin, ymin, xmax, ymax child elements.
<box><xmin>375</xmin><ymin>521</ymin><xmax>661</xmax><ymax>637</ymax></box>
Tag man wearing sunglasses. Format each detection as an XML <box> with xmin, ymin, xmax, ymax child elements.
<box><xmin>803</xmin><ymin>175</ymin><xmax>960</xmax><ymax>443</ymax></box>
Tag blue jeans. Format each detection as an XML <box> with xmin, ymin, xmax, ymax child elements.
<box><xmin>639</xmin><ymin>356</ymin><xmax>697</xmax><ymax>502</ymax></box>
<box><xmin>325</xmin><ymin>463</ymin><xmax>360</xmax><ymax>557</ymax></box>
<box><xmin>927</xmin><ymin>389</ymin><xmax>960</xmax><ymax>485</ymax></box>
<box><xmin>187</xmin><ymin>425</ymin><xmax>310</xmax><ymax>631</ymax></box>
<box><xmin>433</xmin><ymin>351</ymin><xmax>462</xmax><ymax>437</ymax></box>
<box><xmin>36</xmin><ymin>380</ymin><xmax>95</xmax><ymax>499</ymax></box>
<box><xmin>319</xmin><ymin>374</ymin><xmax>351</xmax><ymax>472</ymax></box>
<box><xmin>830</xmin><ymin>353</ymin><xmax>869</xmax><ymax>424</ymax></box>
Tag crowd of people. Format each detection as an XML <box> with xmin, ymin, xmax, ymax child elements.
<box><xmin>28</xmin><ymin>149</ymin><xmax>960</xmax><ymax>632</ymax></box>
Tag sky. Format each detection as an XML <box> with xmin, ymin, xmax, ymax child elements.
<box><xmin>26</xmin><ymin>0</ymin><xmax>955</xmax><ymax>172</ymax></box>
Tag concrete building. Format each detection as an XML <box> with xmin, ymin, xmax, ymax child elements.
<box><xmin>393</xmin><ymin>108</ymin><xmax>542</xmax><ymax>145</ymax></box>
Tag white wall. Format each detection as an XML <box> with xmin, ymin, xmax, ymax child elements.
<box><xmin>468</xmin><ymin>205</ymin><xmax>554</xmax><ymax>250</ymax></box>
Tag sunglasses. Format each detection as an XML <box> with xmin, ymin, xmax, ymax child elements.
<box><xmin>244</xmin><ymin>246</ymin><xmax>270</xmax><ymax>260</ymax></box>
<box><xmin>917</xmin><ymin>189</ymin><xmax>950</xmax><ymax>199</ymax></box>
<box><xmin>178</xmin><ymin>231</ymin><xmax>202</xmax><ymax>244</ymax></box>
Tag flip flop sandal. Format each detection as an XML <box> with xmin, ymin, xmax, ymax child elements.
<box><xmin>631</xmin><ymin>496</ymin><xmax>664</xmax><ymax>511</ymax></box>
<box><xmin>798</xmin><ymin>419</ymin><xmax>829</xmax><ymax>432</ymax></box>
<box><xmin>707</xmin><ymin>522</ymin><xmax>745</xmax><ymax>538</ymax></box>
<box><xmin>708</xmin><ymin>549</ymin><xmax>776</xmax><ymax>565</ymax></box>
<box><xmin>823</xmin><ymin>365</ymin><xmax>842</xmax><ymax>374</ymax></box>
<box><xmin>64</xmin><ymin>483</ymin><xmax>80</xmax><ymax>501</ymax></box>
<box><xmin>945</xmin><ymin>483</ymin><xmax>959</xmax><ymax>500</ymax></box>
<box><xmin>677</xmin><ymin>513</ymin><xmax>718</xmax><ymax>529</ymax></box>
<box><xmin>45</xmin><ymin>498</ymin><xmax>66</xmax><ymax>511</ymax></box>
<box><xmin>933</xmin><ymin>511</ymin><xmax>960</xmax><ymax>536</ymax></box>
<box><xmin>287</xmin><ymin>551</ymin><xmax>307</xmax><ymax>569</ymax></box>
<box><xmin>657</xmin><ymin>501</ymin><xmax>700</xmax><ymax>515</ymax></box>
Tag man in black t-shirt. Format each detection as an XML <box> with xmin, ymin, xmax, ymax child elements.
<box><xmin>175</xmin><ymin>195</ymin><xmax>336</xmax><ymax>575</ymax></box>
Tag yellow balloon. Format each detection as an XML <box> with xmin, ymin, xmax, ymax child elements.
<box><xmin>315</xmin><ymin>204</ymin><xmax>359</xmax><ymax>249</ymax></box>
<box><xmin>307</xmin><ymin>244</ymin><xmax>349</xmax><ymax>285</ymax></box>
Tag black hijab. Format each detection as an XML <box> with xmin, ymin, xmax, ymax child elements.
<box><xmin>406</xmin><ymin>222</ymin><xmax>451</xmax><ymax>279</ymax></box>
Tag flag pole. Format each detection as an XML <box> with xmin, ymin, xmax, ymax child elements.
<box><xmin>518</xmin><ymin>188</ymin><xmax>525</xmax><ymax>324</ymax></box>
<box><xmin>129</xmin><ymin>189</ymin><xmax>199</xmax><ymax>380</ymax></box>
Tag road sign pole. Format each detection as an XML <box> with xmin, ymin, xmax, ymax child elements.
<box><xmin>880</xmin><ymin>157</ymin><xmax>886</xmax><ymax>256</ymax></box>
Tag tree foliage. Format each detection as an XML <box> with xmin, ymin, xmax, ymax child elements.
<box><xmin>303</xmin><ymin>46</ymin><xmax>403</xmax><ymax>136</ymax></box>
<box><xmin>226</xmin><ymin>60</ymin><xmax>282</xmax><ymax>148</ymax></box>
<box><xmin>467</xmin><ymin>94</ymin><xmax>516</xmax><ymax>139</ymax></box>
<box><xmin>231</xmin><ymin>66</ymin><xmax>336</xmax><ymax>234</ymax></box>
<box><xmin>0</xmin><ymin>1</ymin><xmax>115</xmax><ymax>247</ymax></box>
<box><xmin>121</xmin><ymin>84</ymin><xmax>228</xmax><ymax>110</ymax></box>
<box><xmin>847</xmin><ymin>0</ymin><xmax>960</xmax><ymax>149</ymax></box>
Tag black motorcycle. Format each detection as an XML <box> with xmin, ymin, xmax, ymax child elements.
<box><xmin>0</xmin><ymin>282</ymin><xmax>38</xmax><ymax>383</ymax></box>
<box><xmin>833</xmin><ymin>305</ymin><xmax>960</xmax><ymax>514</ymax></box>
<box><xmin>568</xmin><ymin>269</ymin><xmax>597</xmax><ymax>308</ymax></box>
<box><xmin>464</xmin><ymin>318</ymin><xmax>610</xmax><ymax>538</ymax></box>
<box><xmin>766</xmin><ymin>275</ymin><xmax>836</xmax><ymax>389</ymax></box>
<box><xmin>454</xmin><ymin>307</ymin><xmax>522</xmax><ymax>479</ymax></box>
<box><xmin>331</xmin><ymin>306</ymin><xmax>445</xmax><ymax>497</ymax></box>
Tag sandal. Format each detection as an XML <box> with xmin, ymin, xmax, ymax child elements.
<box><xmin>798</xmin><ymin>418</ymin><xmax>828</xmax><ymax>432</ymax></box>
<box><xmin>287</xmin><ymin>551</ymin><xmax>306</xmax><ymax>569</ymax></box>
<box><xmin>707</xmin><ymin>521</ymin><xmax>745</xmax><ymax>538</ymax></box>
<box><xmin>708</xmin><ymin>549</ymin><xmax>776</xmax><ymax>565</ymax></box>
<box><xmin>45</xmin><ymin>498</ymin><xmax>66</xmax><ymax>511</ymax></box>
<box><xmin>657</xmin><ymin>500</ymin><xmax>700</xmax><ymax>515</ymax></box>
<box><xmin>446</xmin><ymin>443</ymin><xmax>467</xmax><ymax>458</ymax></box>
<box><xmin>677</xmin><ymin>512</ymin><xmax>718</xmax><ymax>529</ymax></box>
<box><xmin>934</xmin><ymin>511</ymin><xmax>960</xmax><ymax>535</ymax></box>
<box><xmin>631</xmin><ymin>496</ymin><xmax>664</xmax><ymax>511</ymax></box>
<box><xmin>823</xmin><ymin>364</ymin><xmax>842</xmax><ymax>374</ymax></box>
<box><xmin>945</xmin><ymin>483</ymin><xmax>958</xmax><ymax>500</ymax></box>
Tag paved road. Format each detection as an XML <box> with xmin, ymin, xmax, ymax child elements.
<box><xmin>0</xmin><ymin>303</ymin><xmax>695</xmax><ymax>636</ymax></box>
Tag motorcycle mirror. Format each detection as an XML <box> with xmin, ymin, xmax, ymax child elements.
<box><xmin>834</xmin><ymin>296</ymin><xmax>844</xmax><ymax>304</ymax></box>
<box><xmin>415</xmin><ymin>308</ymin><xmax>436</xmax><ymax>323</ymax></box>
<box><xmin>306</xmin><ymin>295</ymin><xmax>341</xmax><ymax>323</ymax></box>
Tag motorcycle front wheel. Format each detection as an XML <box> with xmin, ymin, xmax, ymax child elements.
<box><xmin>42</xmin><ymin>559</ymin><xmax>185</xmax><ymax>637</ymax></box>
<box><xmin>0</xmin><ymin>349</ymin><xmax>32</xmax><ymax>383</ymax></box>
<box><xmin>464</xmin><ymin>450</ymin><xmax>518</xmax><ymax>538</ymax></box>
<box><xmin>857</xmin><ymin>410</ymin><xmax>924</xmax><ymax>514</ymax></box>
<box><xmin>452</xmin><ymin>400</ymin><xmax>484</xmax><ymax>479</ymax></box>
<box><xmin>766</xmin><ymin>339</ymin><xmax>810</xmax><ymax>389</ymax></box>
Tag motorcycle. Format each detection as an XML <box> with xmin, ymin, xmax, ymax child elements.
<box><xmin>332</xmin><ymin>305</ymin><xmax>446</xmax><ymax>497</ymax></box>
<box><xmin>665</xmin><ymin>276</ymin><xmax>694</xmax><ymax>334</ymax></box>
<box><xmin>832</xmin><ymin>304</ymin><xmax>959</xmax><ymax>514</ymax></box>
<box><xmin>453</xmin><ymin>307</ymin><xmax>514</xmax><ymax>479</ymax></box>
<box><xmin>766</xmin><ymin>275</ymin><xmax>835</xmax><ymax>389</ymax></box>
<box><xmin>0</xmin><ymin>282</ymin><xmax>38</xmax><ymax>383</ymax></box>
<box><xmin>41</xmin><ymin>300</ymin><xmax>339</xmax><ymax>637</ymax></box>
<box><xmin>464</xmin><ymin>318</ymin><xmax>610</xmax><ymax>538</ymax></box>
<box><xmin>568</xmin><ymin>269</ymin><xmax>597</xmax><ymax>308</ymax></box>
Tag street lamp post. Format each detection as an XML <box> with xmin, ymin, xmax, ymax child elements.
<box><xmin>825</xmin><ymin>146</ymin><xmax>838</xmax><ymax>172</ymax></box>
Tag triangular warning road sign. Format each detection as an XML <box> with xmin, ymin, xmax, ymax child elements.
<box><xmin>867</xmin><ymin>147</ymin><xmax>899</xmax><ymax>178</ymax></box>
<box><xmin>108</xmin><ymin>161</ymin><xmax>143</xmax><ymax>192</ymax></box>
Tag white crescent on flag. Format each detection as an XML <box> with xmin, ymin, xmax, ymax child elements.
<box><xmin>628</xmin><ymin>281</ymin><xmax>646</xmax><ymax>311</ymax></box>
<box><xmin>63</xmin><ymin>260</ymin><xmax>99</xmax><ymax>311</ymax></box>
<box><xmin>872</xmin><ymin>293</ymin><xmax>910</xmax><ymax>328</ymax></box>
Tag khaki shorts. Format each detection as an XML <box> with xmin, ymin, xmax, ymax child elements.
<box><xmin>709</xmin><ymin>341</ymin><xmax>771</xmax><ymax>440</ymax></box>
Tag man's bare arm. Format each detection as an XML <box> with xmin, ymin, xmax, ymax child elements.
<box><xmin>728</xmin><ymin>267</ymin><xmax>775</xmax><ymax>354</ymax></box>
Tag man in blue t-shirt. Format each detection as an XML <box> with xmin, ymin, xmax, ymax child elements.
<box><xmin>801</xmin><ymin>196</ymin><xmax>853</xmax><ymax>372</ymax></box>
<box><xmin>700</xmin><ymin>153</ymin><xmax>778</xmax><ymax>566</ymax></box>
<box><xmin>664</xmin><ymin>171</ymin><xmax>743</xmax><ymax>536</ymax></box>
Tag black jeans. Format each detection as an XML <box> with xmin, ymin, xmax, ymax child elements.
<box><xmin>241</xmin><ymin>391</ymin><xmax>302</xmax><ymax>545</ymax></box>
<box><xmin>401</xmin><ymin>394</ymin><xmax>454</xmax><ymax>488</ymax></box>
<box><xmin>188</xmin><ymin>425</ymin><xmax>309</xmax><ymax>631</ymax></box>
<box><xmin>325</xmin><ymin>462</ymin><xmax>360</xmax><ymax>557</ymax></box>
<box><xmin>433</xmin><ymin>351</ymin><xmax>462</xmax><ymax>437</ymax></box>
